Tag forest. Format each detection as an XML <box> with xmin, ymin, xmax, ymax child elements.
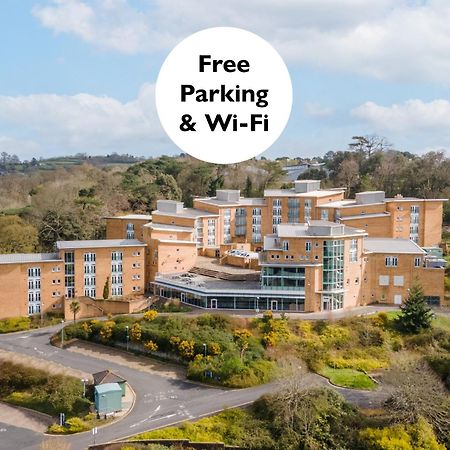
<box><xmin>0</xmin><ymin>135</ymin><xmax>449</xmax><ymax>254</ymax></box>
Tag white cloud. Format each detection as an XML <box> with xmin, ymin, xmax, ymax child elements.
<box><xmin>304</xmin><ymin>102</ymin><xmax>334</xmax><ymax>117</ymax></box>
<box><xmin>0</xmin><ymin>84</ymin><xmax>169</xmax><ymax>158</ymax></box>
<box><xmin>32</xmin><ymin>0</ymin><xmax>450</xmax><ymax>83</ymax></box>
<box><xmin>352</xmin><ymin>99</ymin><xmax>450</xmax><ymax>132</ymax></box>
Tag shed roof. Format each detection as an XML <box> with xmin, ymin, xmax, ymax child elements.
<box><xmin>93</xmin><ymin>370</ymin><xmax>126</xmax><ymax>385</ymax></box>
<box><xmin>94</xmin><ymin>382</ymin><xmax>122</xmax><ymax>394</ymax></box>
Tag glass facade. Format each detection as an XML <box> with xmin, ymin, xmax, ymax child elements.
<box><xmin>235</xmin><ymin>208</ymin><xmax>246</xmax><ymax>236</ymax></box>
<box><xmin>64</xmin><ymin>251</ymin><xmax>75</xmax><ymax>298</ymax></box>
<box><xmin>261</xmin><ymin>266</ymin><xmax>306</xmax><ymax>290</ymax></box>
<box><xmin>288</xmin><ymin>198</ymin><xmax>300</xmax><ymax>223</ymax></box>
<box><xmin>322</xmin><ymin>240</ymin><xmax>344</xmax><ymax>310</ymax></box>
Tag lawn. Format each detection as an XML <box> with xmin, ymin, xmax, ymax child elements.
<box><xmin>433</xmin><ymin>315</ymin><xmax>450</xmax><ymax>332</ymax></box>
<box><xmin>318</xmin><ymin>366</ymin><xmax>377</xmax><ymax>390</ymax></box>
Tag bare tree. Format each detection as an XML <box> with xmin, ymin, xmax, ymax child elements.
<box><xmin>384</xmin><ymin>358</ymin><xmax>450</xmax><ymax>441</ymax></box>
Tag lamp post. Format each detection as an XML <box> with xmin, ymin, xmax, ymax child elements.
<box><xmin>202</xmin><ymin>343</ymin><xmax>207</xmax><ymax>357</ymax></box>
<box><xmin>81</xmin><ymin>378</ymin><xmax>88</xmax><ymax>397</ymax></box>
<box><xmin>61</xmin><ymin>319</ymin><xmax>65</xmax><ymax>347</ymax></box>
<box><xmin>125</xmin><ymin>325</ymin><xmax>129</xmax><ymax>351</ymax></box>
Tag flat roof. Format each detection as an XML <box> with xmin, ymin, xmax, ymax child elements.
<box><xmin>105</xmin><ymin>214</ymin><xmax>152</xmax><ymax>220</ymax></box>
<box><xmin>152</xmin><ymin>208</ymin><xmax>219</xmax><ymax>218</ymax></box>
<box><xmin>145</xmin><ymin>223</ymin><xmax>194</xmax><ymax>232</ymax></box>
<box><xmin>363</xmin><ymin>238</ymin><xmax>425</xmax><ymax>254</ymax></box>
<box><xmin>94</xmin><ymin>382</ymin><xmax>122</xmax><ymax>394</ymax></box>
<box><xmin>56</xmin><ymin>239</ymin><xmax>146</xmax><ymax>250</ymax></box>
<box><xmin>155</xmin><ymin>273</ymin><xmax>305</xmax><ymax>297</ymax></box>
<box><xmin>340</xmin><ymin>212</ymin><xmax>391</xmax><ymax>220</ymax></box>
<box><xmin>263</xmin><ymin>188</ymin><xmax>345</xmax><ymax>198</ymax></box>
<box><xmin>275</xmin><ymin>221</ymin><xmax>365</xmax><ymax>238</ymax></box>
<box><xmin>0</xmin><ymin>253</ymin><xmax>62</xmax><ymax>265</ymax></box>
<box><xmin>196</xmin><ymin>197</ymin><xmax>266</xmax><ymax>207</ymax></box>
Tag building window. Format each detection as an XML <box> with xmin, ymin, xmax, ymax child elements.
<box><xmin>84</xmin><ymin>252</ymin><xmax>96</xmax><ymax>262</ymax></box>
<box><xmin>321</xmin><ymin>210</ymin><xmax>329</xmax><ymax>221</ymax></box>
<box><xmin>414</xmin><ymin>257</ymin><xmax>421</xmax><ymax>267</ymax></box>
<box><xmin>235</xmin><ymin>208</ymin><xmax>246</xmax><ymax>236</ymax></box>
<box><xmin>126</xmin><ymin>223</ymin><xmax>135</xmax><ymax>239</ymax></box>
<box><xmin>282</xmin><ymin>241</ymin><xmax>289</xmax><ymax>251</ymax></box>
<box><xmin>132</xmin><ymin>251</ymin><xmax>141</xmax><ymax>256</ymax></box>
<box><xmin>288</xmin><ymin>198</ymin><xmax>300</xmax><ymax>223</ymax></box>
<box><xmin>305</xmin><ymin>241</ymin><xmax>311</xmax><ymax>252</ymax></box>
<box><xmin>379</xmin><ymin>275</ymin><xmax>389</xmax><ymax>286</ymax></box>
<box><xmin>304</xmin><ymin>199</ymin><xmax>312</xmax><ymax>222</ymax></box>
<box><xmin>349</xmin><ymin>239</ymin><xmax>358</xmax><ymax>262</ymax></box>
<box><xmin>393</xmin><ymin>276</ymin><xmax>404</xmax><ymax>287</ymax></box>
<box><xmin>385</xmin><ymin>256</ymin><xmax>398</xmax><ymax>267</ymax></box>
<box><xmin>111</xmin><ymin>251</ymin><xmax>123</xmax><ymax>261</ymax></box>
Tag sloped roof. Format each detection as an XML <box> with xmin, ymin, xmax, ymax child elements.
<box><xmin>93</xmin><ymin>370</ymin><xmax>126</xmax><ymax>385</ymax></box>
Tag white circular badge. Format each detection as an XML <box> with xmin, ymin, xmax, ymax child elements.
<box><xmin>155</xmin><ymin>27</ymin><xmax>293</xmax><ymax>164</ymax></box>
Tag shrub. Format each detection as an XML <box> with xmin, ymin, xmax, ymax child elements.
<box><xmin>143</xmin><ymin>310</ymin><xmax>158</xmax><ymax>321</ymax></box>
<box><xmin>99</xmin><ymin>320</ymin><xmax>115</xmax><ymax>342</ymax></box>
<box><xmin>144</xmin><ymin>340</ymin><xmax>158</xmax><ymax>352</ymax></box>
<box><xmin>0</xmin><ymin>316</ymin><xmax>31</xmax><ymax>333</ymax></box>
<box><xmin>130</xmin><ymin>323</ymin><xmax>142</xmax><ymax>342</ymax></box>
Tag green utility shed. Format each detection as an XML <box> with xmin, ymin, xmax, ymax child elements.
<box><xmin>93</xmin><ymin>369</ymin><xmax>127</xmax><ymax>396</ymax></box>
<box><xmin>94</xmin><ymin>383</ymin><xmax>123</xmax><ymax>415</ymax></box>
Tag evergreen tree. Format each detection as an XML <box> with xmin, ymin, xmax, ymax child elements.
<box><xmin>103</xmin><ymin>276</ymin><xmax>110</xmax><ymax>300</ymax></box>
<box><xmin>396</xmin><ymin>281</ymin><xmax>433</xmax><ymax>333</ymax></box>
<box><xmin>244</xmin><ymin>176</ymin><xmax>253</xmax><ymax>197</ymax></box>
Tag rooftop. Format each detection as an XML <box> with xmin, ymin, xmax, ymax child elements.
<box><xmin>145</xmin><ymin>223</ymin><xmax>194</xmax><ymax>232</ymax></box>
<box><xmin>94</xmin><ymin>383</ymin><xmax>122</xmax><ymax>394</ymax></box>
<box><xmin>340</xmin><ymin>212</ymin><xmax>391</xmax><ymax>220</ymax></box>
<box><xmin>152</xmin><ymin>208</ymin><xmax>219</xmax><ymax>218</ymax></box>
<box><xmin>274</xmin><ymin>221</ymin><xmax>365</xmax><ymax>238</ymax></box>
<box><xmin>263</xmin><ymin>188</ymin><xmax>344</xmax><ymax>198</ymax></box>
<box><xmin>93</xmin><ymin>370</ymin><xmax>126</xmax><ymax>385</ymax></box>
<box><xmin>196</xmin><ymin>197</ymin><xmax>266</xmax><ymax>207</ymax></box>
<box><xmin>56</xmin><ymin>239</ymin><xmax>146</xmax><ymax>250</ymax></box>
<box><xmin>105</xmin><ymin>214</ymin><xmax>152</xmax><ymax>220</ymax></box>
<box><xmin>363</xmin><ymin>238</ymin><xmax>425</xmax><ymax>254</ymax></box>
<box><xmin>0</xmin><ymin>253</ymin><xmax>62</xmax><ymax>265</ymax></box>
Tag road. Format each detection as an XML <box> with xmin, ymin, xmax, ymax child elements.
<box><xmin>0</xmin><ymin>324</ymin><xmax>390</xmax><ymax>450</ymax></box>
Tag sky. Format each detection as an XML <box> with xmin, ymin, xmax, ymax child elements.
<box><xmin>1</xmin><ymin>0</ymin><xmax>450</xmax><ymax>161</ymax></box>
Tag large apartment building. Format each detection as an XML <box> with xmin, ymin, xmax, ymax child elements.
<box><xmin>0</xmin><ymin>180</ymin><xmax>446</xmax><ymax>319</ymax></box>
<box><xmin>0</xmin><ymin>240</ymin><xmax>146</xmax><ymax>319</ymax></box>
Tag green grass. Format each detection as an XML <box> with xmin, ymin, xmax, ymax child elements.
<box><xmin>433</xmin><ymin>315</ymin><xmax>450</xmax><ymax>332</ymax></box>
<box><xmin>318</xmin><ymin>366</ymin><xmax>377</xmax><ymax>390</ymax></box>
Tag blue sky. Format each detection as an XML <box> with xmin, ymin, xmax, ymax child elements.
<box><xmin>1</xmin><ymin>0</ymin><xmax>450</xmax><ymax>160</ymax></box>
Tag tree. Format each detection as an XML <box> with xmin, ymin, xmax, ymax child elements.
<box><xmin>244</xmin><ymin>175</ymin><xmax>253</xmax><ymax>197</ymax></box>
<box><xmin>253</xmin><ymin>386</ymin><xmax>359</xmax><ymax>450</ymax></box>
<box><xmin>348</xmin><ymin>135</ymin><xmax>392</xmax><ymax>157</ymax></box>
<box><xmin>0</xmin><ymin>215</ymin><xmax>39</xmax><ymax>254</ymax></box>
<box><xmin>384</xmin><ymin>359</ymin><xmax>450</xmax><ymax>443</ymax></box>
<box><xmin>233</xmin><ymin>329</ymin><xmax>252</xmax><ymax>360</ymax></box>
<box><xmin>396</xmin><ymin>282</ymin><xmax>433</xmax><ymax>333</ymax></box>
<box><xmin>69</xmin><ymin>301</ymin><xmax>80</xmax><ymax>324</ymax></box>
<box><xmin>103</xmin><ymin>276</ymin><xmax>110</xmax><ymax>299</ymax></box>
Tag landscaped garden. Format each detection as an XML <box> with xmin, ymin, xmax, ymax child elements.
<box><xmin>59</xmin><ymin>285</ymin><xmax>450</xmax><ymax>392</ymax></box>
<box><xmin>0</xmin><ymin>360</ymin><xmax>105</xmax><ymax>434</ymax></box>
<box><xmin>0</xmin><ymin>313</ymin><xmax>64</xmax><ymax>333</ymax></box>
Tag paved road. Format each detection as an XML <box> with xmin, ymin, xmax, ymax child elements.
<box><xmin>0</xmin><ymin>324</ymin><xmax>389</xmax><ymax>450</ymax></box>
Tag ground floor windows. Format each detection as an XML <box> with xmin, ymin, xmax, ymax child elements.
<box><xmin>322</xmin><ymin>293</ymin><xmax>343</xmax><ymax>310</ymax></box>
<box><xmin>155</xmin><ymin>284</ymin><xmax>305</xmax><ymax>311</ymax></box>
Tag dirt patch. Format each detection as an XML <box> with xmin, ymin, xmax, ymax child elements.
<box><xmin>0</xmin><ymin>349</ymin><xmax>92</xmax><ymax>381</ymax></box>
<box><xmin>66</xmin><ymin>340</ymin><xmax>186</xmax><ymax>379</ymax></box>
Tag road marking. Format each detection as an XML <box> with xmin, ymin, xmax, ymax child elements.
<box><xmin>129</xmin><ymin>404</ymin><xmax>161</xmax><ymax>428</ymax></box>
